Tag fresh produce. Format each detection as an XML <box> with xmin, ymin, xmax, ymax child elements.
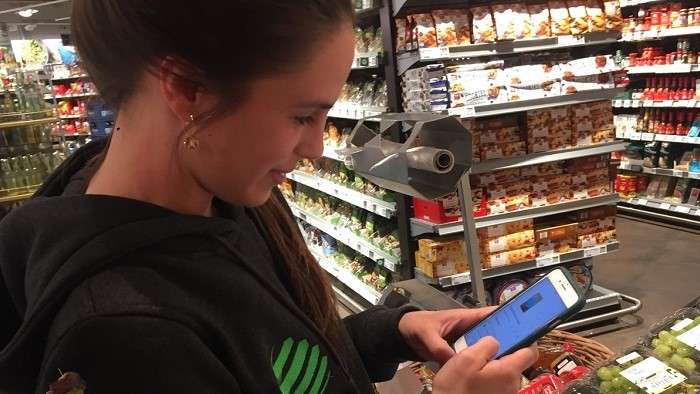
<box><xmin>594</xmin><ymin>351</ymin><xmax>700</xmax><ymax>394</ymax></box>
<box><xmin>648</xmin><ymin>315</ymin><xmax>700</xmax><ymax>373</ymax></box>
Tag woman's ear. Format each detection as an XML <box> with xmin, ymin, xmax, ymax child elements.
<box><xmin>158</xmin><ymin>57</ymin><xmax>200</xmax><ymax>123</ymax></box>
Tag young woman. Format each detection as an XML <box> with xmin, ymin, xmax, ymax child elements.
<box><xmin>0</xmin><ymin>1</ymin><xmax>537</xmax><ymax>393</ymax></box>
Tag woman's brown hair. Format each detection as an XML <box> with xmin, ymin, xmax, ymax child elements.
<box><xmin>72</xmin><ymin>0</ymin><xmax>354</xmax><ymax>338</ymax></box>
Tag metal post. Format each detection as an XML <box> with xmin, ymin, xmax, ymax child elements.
<box><xmin>457</xmin><ymin>173</ymin><xmax>486</xmax><ymax>307</ymax></box>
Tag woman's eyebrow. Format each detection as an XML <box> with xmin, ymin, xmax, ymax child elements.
<box><xmin>297</xmin><ymin>100</ymin><xmax>336</xmax><ymax>109</ymax></box>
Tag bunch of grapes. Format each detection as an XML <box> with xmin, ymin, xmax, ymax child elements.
<box><xmin>649</xmin><ymin>315</ymin><xmax>700</xmax><ymax>371</ymax></box>
<box><xmin>594</xmin><ymin>352</ymin><xmax>699</xmax><ymax>394</ymax></box>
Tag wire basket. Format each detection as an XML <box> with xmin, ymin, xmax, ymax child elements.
<box><xmin>539</xmin><ymin>329</ymin><xmax>614</xmax><ymax>370</ymax></box>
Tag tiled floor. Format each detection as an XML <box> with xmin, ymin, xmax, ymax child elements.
<box><xmin>571</xmin><ymin>216</ymin><xmax>700</xmax><ymax>352</ymax></box>
<box><xmin>337</xmin><ymin>216</ymin><xmax>700</xmax><ymax>356</ymax></box>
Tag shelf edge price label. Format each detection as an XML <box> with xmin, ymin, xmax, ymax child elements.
<box><xmin>629</xmin><ymin>132</ymin><xmax>642</xmax><ymax>140</ymax></box>
<box><xmin>420</xmin><ymin>47</ymin><xmax>449</xmax><ymax>60</ymax></box>
<box><xmin>623</xmin><ymin>100</ymin><xmax>631</xmax><ymax>108</ymax></box>
<box><xmin>614</xmin><ymin>100</ymin><xmax>623</xmax><ymax>108</ymax></box>
<box><xmin>688</xmin><ymin>99</ymin><xmax>698</xmax><ymax>108</ymax></box>
<box><xmin>676</xmin><ymin>205</ymin><xmax>692</xmax><ymax>214</ymax></box>
<box><xmin>689</xmin><ymin>172</ymin><xmax>700</xmax><ymax>179</ymax></box>
<box><xmin>632</xmin><ymin>100</ymin><xmax>641</xmax><ymax>108</ymax></box>
<box><xmin>536</xmin><ymin>255</ymin><xmax>561</xmax><ymax>268</ymax></box>
<box><xmin>641</xmin><ymin>133</ymin><xmax>655</xmax><ymax>141</ymax></box>
<box><xmin>584</xmin><ymin>246</ymin><xmax>606</xmax><ymax>258</ymax></box>
<box><xmin>675</xmin><ymin>100</ymin><xmax>689</xmax><ymax>107</ymax></box>
<box><xmin>673</xmin><ymin>170</ymin><xmax>685</xmax><ymax>178</ymax></box>
<box><xmin>637</xmin><ymin>198</ymin><xmax>649</xmax><ymax>206</ymax></box>
<box><xmin>451</xmin><ymin>273</ymin><xmax>471</xmax><ymax>286</ymax></box>
<box><xmin>662</xmin><ymin>100</ymin><xmax>675</xmax><ymax>107</ymax></box>
<box><xmin>447</xmin><ymin>106</ymin><xmax>476</xmax><ymax>118</ymax></box>
<box><xmin>642</xmin><ymin>100</ymin><xmax>654</xmax><ymax>107</ymax></box>
<box><xmin>659</xmin><ymin>202</ymin><xmax>672</xmax><ymax>210</ymax></box>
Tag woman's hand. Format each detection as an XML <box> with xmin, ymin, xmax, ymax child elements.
<box><xmin>432</xmin><ymin>338</ymin><xmax>538</xmax><ymax>394</ymax></box>
<box><xmin>398</xmin><ymin>308</ymin><xmax>496</xmax><ymax>364</ymax></box>
<box><xmin>397</xmin><ymin>308</ymin><xmax>538</xmax><ymax>393</ymax></box>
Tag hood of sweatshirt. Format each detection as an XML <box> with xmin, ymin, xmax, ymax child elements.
<box><xmin>0</xmin><ymin>140</ymin><xmax>245</xmax><ymax>390</ymax></box>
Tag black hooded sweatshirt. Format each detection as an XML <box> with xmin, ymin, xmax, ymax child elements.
<box><xmin>0</xmin><ymin>140</ymin><xmax>417</xmax><ymax>393</ymax></box>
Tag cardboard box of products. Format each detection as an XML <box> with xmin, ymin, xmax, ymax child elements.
<box><xmin>567</xmin><ymin>205</ymin><xmax>617</xmax><ymax>222</ymax></box>
<box><xmin>477</xmin><ymin>219</ymin><xmax>534</xmax><ymax>239</ymax></box>
<box><xmin>537</xmin><ymin>237</ymin><xmax>577</xmax><ymax>256</ymax></box>
<box><xmin>483</xmin><ymin>246</ymin><xmax>538</xmax><ymax>268</ymax></box>
<box><xmin>534</xmin><ymin>222</ymin><xmax>579</xmax><ymax>243</ymax></box>
<box><xmin>481</xmin><ymin>229</ymin><xmax>536</xmax><ymax>254</ymax></box>
<box><xmin>577</xmin><ymin>216</ymin><xmax>616</xmax><ymax>236</ymax></box>
<box><xmin>577</xmin><ymin>229</ymin><xmax>617</xmax><ymax>249</ymax></box>
<box><xmin>417</xmin><ymin>237</ymin><xmax>466</xmax><ymax>262</ymax></box>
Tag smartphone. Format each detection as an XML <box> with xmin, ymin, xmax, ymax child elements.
<box><xmin>453</xmin><ymin>267</ymin><xmax>586</xmax><ymax>359</ymax></box>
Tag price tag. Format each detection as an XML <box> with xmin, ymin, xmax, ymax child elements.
<box><xmin>420</xmin><ymin>47</ymin><xmax>450</xmax><ymax>60</ymax></box>
<box><xmin>675</xmin><ymin>100</ymin><xmax>689</xmax><ymax>107</ymax></box>
<box><xmin>693</xmin><ymin>137</ymin><xmax>700</xmax><ymax>144</ymax></box>
<box><xmin>584</xmin><ymin>246</ymin><xmax>606</xmax><ymax>258</ymax></box>
<box><xmin>452</xmin><ymin>273</ymin><xmax>471</xmax><ymax>286</ymax></box>
<box><xmin>614</xmin><ymin>100</ymin><xmax>623</xmax><ymax>108</ymax></box>
<box><xmin>559</xmin><ymin>35</ymin><xmax>585</xmax><ymax>46</ymax></box>
<box><xmin>676</xmin><ymin>205</ymin><xmax>692</xmax><ymax>214</ymax></box>
<box><xmin>668</xmin><ymin>64</ymin><xmax>693</xmax><ymax>74</ymax></box>
<box><xmin>672</xmin><ymin>135</ymin><xmax>683</xmax><ymax>142</ymax></box>
<box><xmin>643</xmin><ymin>100</ymin><xmax>654</xmax><ymax>107</ymax></box>
<box><xmin>689</xmin><ymin>172</ymin><xmax>700</xmax><ymax>179</ymax></box>
<box><xmin>662</xmin><ymin>100</ymin><xmax>675</xmax><ymax>107</ymax></box>
<box><xmin>632</xmin><ymin>100</ymin><xmax>641</xmax><ymax>108</ymax></box>
<box><xmin>620</xmin><ymin>357</ymin><xmax>686</xmax><ymax>394</ymax></box>
<box><xmin>629</xmin><ymin>132</ymin><xmax>642</xmax><ymax>140</ymax></box>
<box><xmin>623</xmin><ymin>100</ymin><xmax>632</xmax><ymax>108</ymax></box>
<box><xmin>448</xmin><ymin>106</ymin><xmax>476</xmax><ymax>118</ymax></box>
<box><xmin>673</xmin><ymin>170</ymin><xmax>685</xmax><ymax>178</ymax></box>
<box><xmin>660</xmin><ymin>202</ymin><xmax>672</xmax><ymax>210</ymax></box>
<box><xmin>633</xmin><ymin>31</ymin><xmax>643</xmax><ymax>41</ymax></box>
<box><xmin>637</xmin><ymin>198</ymin><xmax>649</xmax><ymax>206</ymax></box>
<box><xmin>616</xmin><ymin>130</ymin><xmax>626</xmax><ymax>139</ymax></box>
<box><xmin>689</xmin><ymin>99</ymin><xmax>698</xmax><ymax>108</ymax></box>
<box><xmin>643</xmin><ymin>30</ymin><xmax>659</xmax><ymax>39</ymax></box>
<box><xmin>536</xmin><ymin>255</ymin><xmax>561</xmax><ymax>268</ymax></box>
<box><xmin>384</xmin><ymin>260</ymin><xmax>396</xmax><ymax>272</ymax></box>
<box><xmin>677</xmin><ymin>324</ymin><xmax>700</xmax><ymax>350</ymax></box>
<box><xmin>641</xmin><ymin>133</ymin><xmax>656</xmax><ymax>141</ymax></box>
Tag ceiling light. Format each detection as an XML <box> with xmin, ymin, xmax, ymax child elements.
<box><xmin>18</xmin><ymin>9</ymin><xmax>38</xmax><ymax>18</ymax></box>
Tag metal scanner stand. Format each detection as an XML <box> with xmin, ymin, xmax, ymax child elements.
<box><xmin>345</xmin><ymin>113</ymin><xmax>642</xmax><ymax>331</ymax></box>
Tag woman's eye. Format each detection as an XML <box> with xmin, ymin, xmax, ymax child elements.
<box><xmin>293</xmin><ymin>116</ymin><xmax>315</xmax><ymax>126</ymax></box>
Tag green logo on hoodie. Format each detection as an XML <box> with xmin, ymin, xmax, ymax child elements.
<box><xmin>271</xmin><ymin>337</ymin><xmax>330</xmax><ymax>394</ymax></box>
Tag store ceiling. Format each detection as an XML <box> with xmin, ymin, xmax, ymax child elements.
<box><xmin>0</xmin><ymin>0</ymin><xmax>71</xmax><ymax>25</ymax></box>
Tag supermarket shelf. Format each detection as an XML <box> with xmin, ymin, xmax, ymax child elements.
<box><xmin>288</xmin><ymin>202</ymin><xmax>399</xmax><ymax>271</ymax></box>
<box><xmin>396</xmin><ymin>33</ymin><xmax>621</xmax><ymax>74</ymax></box>
<box><xmin>58</xmin><ymin>114</ymin><xmax>86</xmax><ymax>120</ymax></box>
<box><xmin>328</xmin><ymin>104</ymin><xmax>386</xmax><ymax>120</ymax></box>
<box><xmin>392</xmin><ymin>0</ymin><xmax>464</xmax><ymax>16</ymax></box>
<box><xmin>44</xmin><ymin>93</ymin><xmax>98</xmax><ymax>100</ymax></box>
<box><xmin>449</xmin><ymin>88</ymin><xmax>625</xmax><ymax>119</ymax></box>
<box><xmin>0</xmin><ymin>117</ymin><xmax>57</xmax><ymax>130</ymax></box>
<box><xmin>355</xmin><ymin>5</ymin><xmax>381</xmax><ymax>19</ymax></box>
<box><xmin>352</xmin><ymin>53</ymin><xmax>382</xmax><ymax>70</ymax></box>
<box><xmin>410</xmin><ymin>194</ymin><xmax>620</xmax><ymax>236</ymax></box>
<box><xmin>50</xmin><ymin>74</ymin><xmax>88</xmax><ymax>81</ymax></box>
<box><xmin>621</xmin><ymin>0</ymin><xmax>666</xmax><ymax>6</ymax></box>
<box><xmin>621</xmin><ymin>196</ymin><xmax>700</xmax><ymax>216</ymax></box>
<box><xmin>642</xmin><ymin>167</ymin><xmax>700</xmax><ymax>179</ymax></box>
<box><xmin>471</xmin><ymin>141</ymin><xmax>625</xmax><ymax>174</ymax></box>
<box><xmin>622</xmin><ymin>26</ymin><xmax>700</xmax><ymax>42</ymax></box>
<box><xmin>615</xmin><ymin>129</ymin><xmax>700</xmax><ymax>144</ymax></box>
<box><xmin>414</xmin><ymin>242</ymin><xmax>620</xmax><ymax>288</ymax></box>
<box><xmin>0</xmin><ymin>192</ymin><xmax>34</xmax><ymax>204</ymax></box>
<box><xmin>287</xmin><ymin>170</ymin><xmax>397</xmax><ymax>219</ymax></box>
<box><xmin>62</xmin><ymin>133</ymin><xmax>91</xmax><ymax>138</ymax></box>
<box><xmin>626</xmin><ymin>64</ymin><xmax>700</xmax><ymax>74</ymax></box>
<box><xmin>322</xmin><ymin>146</ymin><xmax>345</xmax><ymax>161</ymax></box>
<box><xmin>613</xmin><ymin>98</ymin><xmax>700</xmax><ymax>109</ymax></box>
<box><xmin>309</xmin><ymin>248</ymin><xmax>382</xmax><ymax>305</ymax></box>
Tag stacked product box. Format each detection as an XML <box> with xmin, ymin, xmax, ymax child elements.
<box><xmin>567</xmin><ymin>155</ymin><xmax>614</xmax><ymax>200</ymax></box>
<box><xmin>527</xmin><ymin>105</ymin><xmax>574</xmax><ymax>153</ymax></box>
<box><xmin>477</xmin><ymin>219</ymin><xmax>537</xmax><ymax>268</ymax></box>
<box><xmin>401</xmin><ymin>64</ymin><xmax>447</xmax><ymax>113</ymax></box>
<box><xmin>415</xmin><ymin>236</ymin><xmax>471</xmax><ymax>278</ymax></box>
<box><xmin>445</xmin><ymin>62</ymin><xmax>509</xmax><ymax>108</ymax></box>
<box><xmin>473</xmin><ymin>168</ymin><xmax>531</xmax><ymax>215</ymax></box>
<box><xmin>534</xmin><ymin>221</ymin><xmax>579</xmax><ymax>257</ymax></box>
<box><xmin>567</xmin><ymin>205</ymin><xmax>618</xmax><ymax>249</ymax></box>
<box><xmin>476</xmin><ymin>115</ymin><xmax>527</xmax><ymax>161</ymax></box>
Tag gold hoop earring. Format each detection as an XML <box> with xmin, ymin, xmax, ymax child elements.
<box><xmin>183</xmin><ymin>114</ymin><xmax>199</xmax><ymax>150</ymax></box>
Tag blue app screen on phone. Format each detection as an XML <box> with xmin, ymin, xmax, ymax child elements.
<box><xmin>464</xmin><ymin>277</ymin><xmax>566</xmax><ymax>358</ymax></box>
